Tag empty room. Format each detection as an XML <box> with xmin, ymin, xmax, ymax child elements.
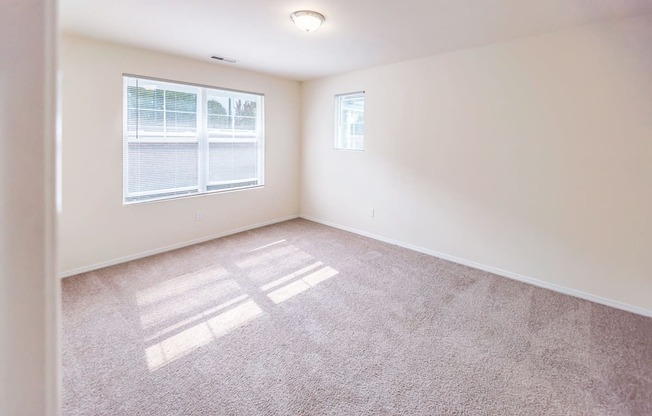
<box><xmin>2</xmin><ymin>1</ymin><xmax>652</xmax><ymax>415</ymax></box>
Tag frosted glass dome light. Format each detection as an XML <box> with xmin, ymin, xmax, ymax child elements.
<box><xmin>290</xmin><ymin>10</ymin><xmax>325</xmax><ymax>32</ymax></box>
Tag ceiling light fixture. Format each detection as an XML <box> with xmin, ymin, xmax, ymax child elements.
<box><xmin>290</xmin><ymin>10</ymin><xmax>325</xmax><ymax>32</ymax></box>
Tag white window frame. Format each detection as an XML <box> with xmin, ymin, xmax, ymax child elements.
<box><xmin>122</xmin><ymin>74</ymin><xmax>265</xmax><ymax>205</ymax></box>
<box><xmin>335</xmin><ymin>91</ymin><xmax>365</xmax><ymax>151</ymax></box>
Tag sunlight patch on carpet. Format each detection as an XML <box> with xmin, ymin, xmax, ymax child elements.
<box><xmin>260</xmin><ymin>261</ymin><xmax>324</xmax><ymax>291</ymax></box>
<box><xmin>249</xmin><ymin>239</ymin><xmax>287</xmax><ymax>252</ymax></box>
<box><xmin>267</xmin><ymin>266</ymin><xmax>339</xmax><ymax>304</ymax></box>
<box><xmin>145</xmin><ymin>299</ymin><xmax>263</xmax><ymax>371</ymax></box>
<box><xmin>136</xmin><ymin>265</ymin><xmax>229</xmax><ymax>307</ymax></box>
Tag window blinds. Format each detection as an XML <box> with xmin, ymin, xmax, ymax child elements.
<box><xmin>123</xmin><ymin>76</ymin><xmax>264</xmax><ymax>203</ymax></box>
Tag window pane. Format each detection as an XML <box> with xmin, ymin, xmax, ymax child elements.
<box><xmin>207</xmin><ymin>96</ymin><xmax>233</xmax><ymax>131</ymax></box>
<box><xmin>127</xmin><ymin>108</ymin><xmax>138</xmax><ymax>133</ymax></box>
<box><xmin>165</xmin><ymin>90</ymin><xmax>197</xmax><ymax>112</ymax></box>
<box><xmin>235</xmin><ymin>116</ymin><xmax>256</xmax><ymax>130</ymax></box>
<box><xmin>207</xmin><ymin>98</ymin><xmax>229</xmax><ymax>115</ymax></box>
<box><xmin>127</xmin><ymin>86</ymin><xmax>164</xmax><ymax>110</ymax></box>
<box><xmin>136</xmin><ymin>109</ymin><xmax>164</xmax><ymax>134</ymax></box>
<box><xmin>127</xmin><ymin>142</ymin><xmax>198</xmax><ymax>196</ymax></box>
<box><xmin>208</xmin><ymin>114</ymin><xmax>231</xmax><ymax>129</ymax></box>
<box><xmin>233</xmin><ymin>99</ymin><xmax>256</xmax><ymax>116</ymax></box>
<box><xmin>166</xmin><ymin>111</ymin><xmax>196</xmax><ymax>134</ymax></box>
<box><xmin>208</xmin><ymin>142</ymin><xmax>258</xmax><ymax>184</ymax></box>
<box><xmin>336</xmin><ymin>93</ymin><xmax>364</xmax><ymax>151</ymax></box>
<box><xmin>233</xmin><ymin>99</ymin><xmax>256</xmax><ymax>131</ymax></box>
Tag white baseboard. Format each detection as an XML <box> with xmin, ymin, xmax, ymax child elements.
<box><xmin>59</xmin><ymin>214</ymin><xmax>300</xmax><ymax>279</ymax></box>
<box><xmin>300</xmin><ymin>215</ymin><xmax>652</xmax><ymax>318</ymax></box>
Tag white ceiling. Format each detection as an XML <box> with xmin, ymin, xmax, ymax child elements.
<box><xmin>59</xmin><ymin>0</ymin><xmax>652</xmax><ymax>81</ymax></box>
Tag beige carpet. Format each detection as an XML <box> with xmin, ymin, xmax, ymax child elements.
<box><xmin>62</xmin><ymin>219</ymin><xmax>652</xmax><ymax>415</ymax></box>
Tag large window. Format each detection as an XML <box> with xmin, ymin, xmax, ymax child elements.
<box><xmin>123</xmin><ymin>75</ymin><xmax>264</xmax><ymax>204</ymax></box>
<box><xmin>335</xmin><ymin>92</ymin><xmax>364</xmax><ymax>151</ymax></box>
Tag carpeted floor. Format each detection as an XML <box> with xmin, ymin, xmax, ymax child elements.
<box><xmin>62</xmin><ymin>219</ymin><xmax>652</xmax><ymax>415</ymax></box>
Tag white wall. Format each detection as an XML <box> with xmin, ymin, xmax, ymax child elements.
<box><xmin>301</xmin><ymin>14</ymin><xmax>652</xmax><ymax>313</ymax></box>
<box><xmin>0</xmin><ymin>0</ymin><xmax>59</xmax><ymax>415</ymax></box>
<box><xmin>59</xmin><ymin>35</ymin><xmax>301</xmax><ymax>274</ymax></box>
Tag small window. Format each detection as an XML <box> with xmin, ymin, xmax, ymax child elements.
<box><xmin>335</xmin><ymin>92</ymin><xmax>364</xmax><ymax>151</ymax></box>
<box><xmin>123</xmin><ymin>75</ymin><xmax>264</xmax><ymax>204</ymax></box>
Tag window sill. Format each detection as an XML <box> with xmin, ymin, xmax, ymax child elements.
<box><xmin>123</xmin><ymin>184</ymin><xmax>265</xmax><ymax>206</ymax></box>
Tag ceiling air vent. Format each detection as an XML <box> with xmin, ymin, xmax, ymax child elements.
<box><xmin>211</xmin><ymin>55</ymin><xmax>237</xmax><ymax>63</ymax></box>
